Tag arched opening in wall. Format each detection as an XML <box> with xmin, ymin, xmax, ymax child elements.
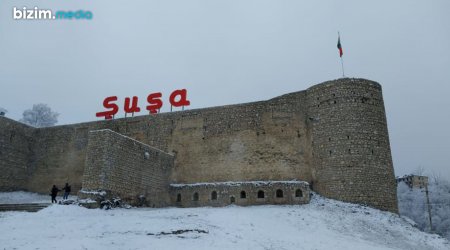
<box><xmin>295</xmin><ymin>189</ymin><xmax>303</xmax><ymax>198</ymax></box>
<box><xmin>276</xmin><ymin>189</ymin><xmax>284</xmax><ymax>198</ymax></box>
<box><xmin>211</xmin><ymin>191</ymin><xmax>217</xmax><ymax>200</ymax></box>
<box><xmin>193</xmin><ymin>192</ymin><xmax>199</xmax><ymax>201</ymax></box>
<box><xmin>240</xmin><ymin>191</ymin><xmax>247</xmax><ymax>199</ymax></box>
<box><xmin>257</xmin><ymin>190</ymin><xmax>265</xmax><ymax>199</ymax></box>
<box><xmin>176</xmin><ymin>194</ymin><xmax>181</xmax><ymax>202</ymax></box>
<box><xmin>230</xmin><ymin>196</ymin><xmax>235</xmax><ymax>203</ymax></box>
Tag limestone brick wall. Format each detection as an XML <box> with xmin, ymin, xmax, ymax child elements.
<box><xmin>19</xmin><ymin>90</ymin><xmax>312</xmax><ymax>194</ymax></box>
<box><xmin>0</xmin><ymin>117</ymin><xmax>34</xmax><ymax>191</ymax></box>
<box><xmin>306</xmin><ymin>78</ymin><xmax>398</xmax><ymax>212</ymax></box>
<box><xmin>81</xmin><ymin>129</ymin><xmax>174</xmax><ymax>207</ymax></box>
<box><xmin>0</xmin><ymin>78</ymin><xmax>399</xmax><ymax>213</ymax></box>
<box><xmin>167</xmin><ymin>91</ymin><xmax>311</xmax><ymax>184</ymax></box>
<box><xmin>25</xmin><ymin>125</ymin><xmax>94</xmax><ymax>193</ymax></box>
<box><xmin>170</xmin><ymin>181</ymin><xmax>310</xmax><ymax>207</ymax></box>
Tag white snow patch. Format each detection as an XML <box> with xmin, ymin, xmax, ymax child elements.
<box><xmin>0</xmin><ymin>194</ymin><xmax>448</xmax><ymax>250</ymax></box>
<box><xmin>0</xmin><ymin>191</ymin><xmax>51</xmax><ymax>204</ymax></box>
<box><xmin>171</xmin><ymin>180</ymin><xmax>309</xmax><ymax>187</ymax></box>
<box><xmin>79</xmin><ymin>189</ymin><xmax>107</xmax><ymax>196</ymax></box>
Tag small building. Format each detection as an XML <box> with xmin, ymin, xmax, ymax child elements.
<box><xmin>396</xmin><ymin>175</ymin><xmax>428</xmax><ymax>189</ymax></box>
<box><xmin>170</xmin><ymin>181</ymin><xmax>310</xmax><ymax>207</ymax></box>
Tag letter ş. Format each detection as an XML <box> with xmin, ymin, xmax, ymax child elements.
<box><xmin>96</xmin><ymin>89</ymin><xmax>190</xmax><ymax>119</ymax></box>
<box><xmin>146</xmin><ymin>92</ymin><xmax>163</xmax><ymax>114</ymax></box>
<box><xmin>95</xmin><ymin>96</ymin><xmax>119</xmax><ymax>119</ymax></box>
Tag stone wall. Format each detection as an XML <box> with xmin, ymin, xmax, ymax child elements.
<box><xmin>167</xmin><ymin>91</ymin><xmax>311</xmax><ymax>184</ymax></box>
<box><xmin>81</xmin><ymin>129</ymin><xmax>174</xmax><ymax>207</ymax></box>
<box><xmin>170</xmin><ymin>181</ymin><xmax>310</xmax><ymax>207</ymax></box>
<box><xmin>0</xmin><ymin>117</ymin><xmax>34</xmax><ymax>191</ymax></box>
<box><xmin>25</xmin><ymin>125</ymin><xmax>92</xmax><ymax>194</ymax></box>
<box><xmin>306</xmin><ymin>78</ymin><xmax>398</xmax><ymax>212</ymax></box>
<box><xmin>17</xmin><ymin>90</ymin><xmax>312</xmax><ymax>194</ymax></box>
<box><xmin>0</xmin><ymin>78</ymin><xmax>399</xmax><ymax>212</ymax></box>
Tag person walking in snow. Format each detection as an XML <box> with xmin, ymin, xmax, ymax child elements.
<box><xmin>50</xmin><ymin>185</ymin><xmax>60</xmax><ymax>203</ymax></box>
<box><xmin>62</xmin><ymin>183</ymin><xmax>71</xmax><ymax>200</ymax></box>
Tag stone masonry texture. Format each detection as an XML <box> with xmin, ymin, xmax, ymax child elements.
<box><xmin>81</xmin><ymin>129</ymin><xmax>174</xmax><ymax>207</ymax></box>
<box><xmin>306</xmin><ymin>78</ymin><xmax>397</xmax><ymax>212</ymax></box>
<box><xmin>0</xmin><ymin>117</ymin><xmax>34</xmax><ymax>191</ymax></box>
<box><xmin>0</xmin><ymin>78</ymin><xmax>398</xmax><ymax>212</ymax></box>
<box><xmin>170</xmin><ymin>181</ymin><xmax>310</xmax><ymax>207</ymax></box>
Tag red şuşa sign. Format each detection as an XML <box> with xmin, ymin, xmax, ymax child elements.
<box><xmin>96</xmin><ymin>89</ymin><xmax>190</xmax><ymax>119</ymax></box>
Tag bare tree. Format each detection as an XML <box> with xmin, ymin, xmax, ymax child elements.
<box><xmin>430</xmin><ymin>171</ymin><xmax>443</xmax><ymax>185</ymax></box>
<box><xmin>414</xmin><ymin>165</ymin><xmax>426</xmax><ymax>176</ymax></box>
<box><xmin>0</xmin><ymin>107</ymin><xmax>7</xmax><ymax>116</ymax></box>
<box><xmin>20</xmin><ymin>104</ymin><xmax>59</xmax><ymax>127</ymax></box>
<box><xmin>398</xmin><ymin>176</ymin><xmax>450</xmax><ymax>239</ymax></box>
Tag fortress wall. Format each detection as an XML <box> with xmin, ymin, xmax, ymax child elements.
<box><xmin>22</xmin><ymin>117</ymin><xmax>163</xmax><ymax>194</ymax></box>
<box><xmin>0</xmin><ymin>117</ymin><xmax>34</xmax><ymax>191</ymax></box>
<box><xmin>23</xmin><ymin>117</ymin><xmax>169</xmax><ymax>194</ymax></box>
<box><xmin>167</xmin><ymin>90</ymin><xmax>311</xmax><ymax>183</ymax></box>
<box><xmin>26</xmin><ymin>122</ymin><xmax>104</xmax><ymax>193</ymax></box>
<box><xmin>81</xmin><ymin>129</ymin><xmax>174</xmax><ymax>207</ymax></box>
<box><xmin>307</xmin><ymin>78</ymin><xmax>398</xmax><ymax>212</ymax></box>
<box><xmin>23</xmin><ymin>115</ymin><xmax>174</xmax><ymax>194</ymax></box>
<box><xmin>2</xmin><ymin>78</ymin><xmax>398</xmax><ymax>212</ymax></box>
<box><xmin>23</xmin><ymin>90</ymin><xmax>311</xmax><ymax>194</ymax></box>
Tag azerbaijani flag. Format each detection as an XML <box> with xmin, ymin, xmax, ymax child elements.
<box><xmin>337</xmin><ymin>34</ymin><xmax>343</xmax><ymax>57</ymax></box>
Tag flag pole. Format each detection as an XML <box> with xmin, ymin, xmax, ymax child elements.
<box><xmin>338</xmin><ymin>31</ymin><xmax>345</xmax><ymax>78</ymax></box>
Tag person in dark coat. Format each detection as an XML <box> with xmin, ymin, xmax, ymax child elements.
<box><xmin>62</xmin><ymin>183</ymin><xmax>71</xmax><ymax>200</ymax></box>
<box><xmin>51</xmin><ymin>185</ymin><xmax>60</xmax><ymax>203</ymax></box>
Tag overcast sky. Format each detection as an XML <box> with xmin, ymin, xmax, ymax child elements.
<box><xmin>1</xmin><ymin>0</ymin><xmax>449</xmax><ymax>180</ymax></box>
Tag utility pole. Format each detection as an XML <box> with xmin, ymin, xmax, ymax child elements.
<box><xmin>425</xmin><ymin>185</ymin><xmax>433</xmax><ymax>232</ymax></box>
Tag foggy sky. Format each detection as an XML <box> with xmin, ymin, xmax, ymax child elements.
<box><xmin>1</xmin><ymin>0</ymin><xmax>449</xmax><ymax>180</ymax></box>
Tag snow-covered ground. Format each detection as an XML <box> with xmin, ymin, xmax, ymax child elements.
<box><xmin>0</xmin><ymin>191</ymin><xmax>52</xmax><ymax>204</ymax></box>
<box><xmin>0</xmin><ymin>193</ymin><xmax>448</xmax><ymax>250</ymax></box>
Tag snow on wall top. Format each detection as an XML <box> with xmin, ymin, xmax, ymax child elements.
<box><xmin>170</xmin><ymin>180</ymin><xmax>309</xmax><ymax>188</ymax></box>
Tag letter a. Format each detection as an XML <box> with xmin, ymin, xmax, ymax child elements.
<box><xmin>169</xmin><ymin>89</ymin><xmax>190</xmax><ymax>107</ymax></box>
